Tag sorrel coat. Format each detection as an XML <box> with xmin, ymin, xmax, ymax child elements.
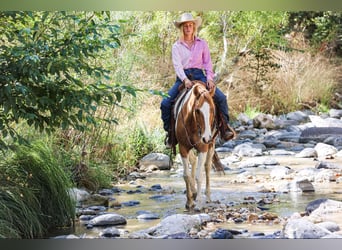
<box><xmin>174</xmin><ymin>81</ymin><xmax>217</xmax><ymax>210</ymax></box>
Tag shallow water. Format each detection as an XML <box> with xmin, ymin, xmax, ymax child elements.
<box><xmin>66</xmin><ymin>154</ymin><xmax>342</xmax><ymax>238</ymax></box>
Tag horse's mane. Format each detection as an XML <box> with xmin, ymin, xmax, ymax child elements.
<box><xmin>173</xmin><ymin>82</ymin><xmax>208</xmax><ymax>121</ymax></box>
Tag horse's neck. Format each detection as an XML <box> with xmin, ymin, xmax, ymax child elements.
<box><xmin>174</xmin><ymin>89</ymin><xmax>194</xmax><ymax>119</ymax></box>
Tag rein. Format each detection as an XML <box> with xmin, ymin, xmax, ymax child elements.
<box><xmin>179</xmin><ymin>87</ymin><xmax>217</xmax><ymax>147</ymax></box>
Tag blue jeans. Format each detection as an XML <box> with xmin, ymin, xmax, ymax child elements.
<box><xmin>160</xmin><ymin>68</ymin><xmax>230</xmax><ymax>131</ymax></box>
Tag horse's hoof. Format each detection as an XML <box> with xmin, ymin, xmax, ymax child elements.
<box><xmin>194</xmin><ymin>206</ymin><xmax>202</xmax><ymax>213</ymax></box>
<box><xmin>185</xmin><ymin>203</ymin><xmax>195</xmax><ymax>211</ymax></box>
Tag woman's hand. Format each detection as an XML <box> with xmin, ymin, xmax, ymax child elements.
<box><xmin>184</xmin><ymin>78</ymin><xmax>193</xmax><ymax>89</ymax></box>
<box><xmin>207</xmin><ymin>80</ymin><xmax>215</xmax><ymax>90</ymax></box>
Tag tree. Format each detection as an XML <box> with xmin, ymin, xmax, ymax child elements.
<box><xmin>0</xmin><ymin>11</ymin><xmax>137</xmax><ymax>148</ymax></box>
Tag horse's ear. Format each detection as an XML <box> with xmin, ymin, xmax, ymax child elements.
<box><xmin>192</xmin><ymin>82</ymin><xmax>200</xmax><ymax>95</ymax></box>
<box><xmin>209</xmin><ymin>85</ymin><xmax>216</xmax><ymax>97</ymax></box>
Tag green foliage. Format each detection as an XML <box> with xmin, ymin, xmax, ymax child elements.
<box><xmin>0</xmin><ymin>141</ymin><xmax>75</xmax><ymax>238</ymax></box>
<box><xmin>103</xmin><ymin>123</ymin><xmax>165</xmax><ymax>181</ymax></box>
<box><xmin>288</xmin><ymin>11</ymin><xmax>342</xmax><ymax>55</ymax></box>
<box><xmin>0</xmin><ymin>11</ymin><xmax>138</xmax><ymax>149</ymax></box>
<box><xmin>0</xmin><ymin>187</ymin><xmax>43</xmax><ymax>238</ymax></box>
<box><xmin>244</xmin><ymin>103</ymin><xmax>262</xmax><ymax>119</ymax></box>
<box><xmin>70</xmin><ymin>161</ymin><xmax>113</xmax><ymax>192</ymax></box>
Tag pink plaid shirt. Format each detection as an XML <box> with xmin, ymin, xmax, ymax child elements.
<box><xmin>172</xmin><ymin>37</ymin><xmax>214</xmax><ymax>82</ymax></box>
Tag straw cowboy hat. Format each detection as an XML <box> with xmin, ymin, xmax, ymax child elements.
<box><xmin>174</xmin><ymin>13</ymin><xmax>202</xmax><ymax>29</ymax></box>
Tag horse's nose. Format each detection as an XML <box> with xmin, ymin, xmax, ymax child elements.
<box><xmin>202</xmin><ymin>135</ymin><xmax>212</xmax><ymax>144</ymax></box>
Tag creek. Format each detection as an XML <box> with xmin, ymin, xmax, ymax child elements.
<box><xmin>66</xmin><ymin>154</ymin><xmax>342</xmax><ymax>238</ymax></box>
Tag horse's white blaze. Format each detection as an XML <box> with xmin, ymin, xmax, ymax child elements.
<box><xmin>199</xmin><ymin>102</ymin><xmax>212</xmax><ymax>142</ymax></box>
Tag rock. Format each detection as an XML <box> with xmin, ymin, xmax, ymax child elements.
<box><xmin>137</xmin><ymin>211</ymin><xmax>160</xmax><ymax>220</ymax></box>
<box><xmin>270</xmin><ymin>166</ymin><xmax>293</xmax><ymax>180</ymax></box>
<box><xmin>305</xmin><ymin>198</ymin><xmax>329</xmax><ymax>215</ymax></box>
<box><xmin>81</xmin><ymin>194</ymin><xmax>109</xmax><ymax>207</ymax></box>
<box><xmin>316</xmin><ymin>221</ymin><xmax>340</xmax><ymax>233</ymax></box>
<box><xmin>314</xmin><ymin>143</ymin><xmax>338</xmax><ymax>158</ymax></box>
<box><xmin>308</xmin><ymin>199</ymin><xmax>342</xmax><ymax>217</ymax></box>
<box><xmin>53</xmin><ymin>234</ymin><xmax>80</xmax><ymax>239</ymax></box>
<box><xmin>253</xmin><ymin>114</ymin><xmax>276</xmax><ymax>129</ymax></box>
<box><xmin>69</xmin><ymin>188</ymin><xmax>90</xmax><ymax>202</ymax></box>
<box><xmin>139</xmin><ymin>153</ymin><xmax>171</xmax><ymax>170</ymax></box>
<box><xmin>299</xmin><ymin>127</ymin><xmax>342</xmax><ymax>143</ymax></box>
<box><xmin>283</xmin><ymin>218</ymin><xmax>332</xmax><ymax>238</ymax></box>
<box><xmin>88</xmin><ymin>213</ymin><xmax>127</xmax><ymax>226</ymax></box>
<box><xmin>309</xmin><ymin>115</ymin><xmax>342</xmax><ymax>127</ymax></box>
<box><xmin>233</xmin><ymin>142</ymin><xmax>265</xmax><ymax>157</ymax></box>
<box><xmin>286</xmin><ymin>111</ymin><xmax>309</xmax><ymax>123</ymax></box>
<box><xmin>100</xmin><ymin>227</ymin><xmax>121</xmax><ymax>238</ymax></box>
<box><xmin>329</xmin><ymin>109</ymin><xmax>342</xmax><ymax>118</ymax></box>
<box><xmin>130</xmin><ymin>213</ymin><xmax>211</xmax><ymax>238</ymax></box>
<box><xmin>211</xmin><ymin>228</ymin><xmax>234</xmax><ymax>239</ymax></box>
<box><xmin>288</xmin><ymin>178</ymin><xmax>315</xmax><ymax>192</ymax></box>
<box><xmin>295</xmin><ymin>148</ymin><xmax>317</xmax><ymax>158</ymax></box>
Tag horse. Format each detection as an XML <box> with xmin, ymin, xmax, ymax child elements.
<box><xmin>173</xmin><ymin>80</ymin><xmax>218</xmax><ymax>210</ymax></box>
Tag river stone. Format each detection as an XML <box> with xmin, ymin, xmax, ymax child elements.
<box><xmin>270</xmin><ymin>166</ymin><xmax>293</xmax><ymax>180</ymax></box>
<box><xmin>69</xmin><ymin>188</ymin><xmax>91</xmax><ymax>202</ymax></box>
<box><xmin>289</xmin><ymin>178</ymin><xmax>315</xmax><ymax>192</ymax></box>
<box><xmin>237</xmin><ymin>130</ymin><xmax>257</xmax><ymax>140</ymax></box>
<box><xmin>139</xmin><ymin>153</ymin><xmax>171</xmax><ymax>170</ymax></box>
<box><xmin>305</xmin><ymin>198</ymin><xmax>329</xmax><ymax>215</ymax></box>
<box><xmin>314</xmin><ymin>143</ymin><xmax>338</xmax><ymax>158</ymax></box>
<box><xmin>137</xmin><ymin>212</ymin><xmax>160</xmax><ymax>220</ymax></box>
<box><xmin>295</xmin><ymin>148</ymin><xmax>317</xmax><ymax>158</ymax></box>
<box><xmin>100</xmin><ymin>227</ymin><xmax>121</xmax><ymax>238</ymax></box>
<box><xmin>53</xmin><ymin>234</ymin><xmax>80</xmax><ymax>239</ymax></box>
<box><xmin>238</xmin><ymin>157</ymin><xmax>279</xmax><ymax>168</ymax></box>
<box><xmin>314</xmin><ymin>169</ymin><xmax>337</xmax><ymax>182</ymax></box>
<box><xmin>211</xmin><ymin>228</ymin><xmax>234</xmax><ymax>239</ymax></box>
<box><xmin>299</xmin><ymin>127</ymin><xmax>342</xmax><ymax>143</ymax></box>
<box><xmin>329</xmin><ymin>109</ymin><xmax>342</xmax><ymax>118</ymax></box>
<box><xmin>308</xmin><ymin>199</ymin><xmax>342</xmax><ymax>217</ymax></box>
<box><xmin>286</xmin><ymin>111</ymin><xmax>309</xmax><ymax>123</ymax></box>
<box><xmin>283</xmin><ymin>218</ymin><xmax>331</xmax><ymax>238</ymax></box>
<box><xmin>233</xmin><ymin>142</ymin><xmax>265</xmax><ymax>157</ymax></box>
<box><xmin>142</xmin><ymin>213</ymin><xmax>211</xmax><ymax>237</ymax></box>
<box><xmin>237</xmin><ymin>113</ymin><xmax>251</xmax><ymax>125</ymax></box>
<box><xmin>315</xmin><ymin>161</ymin><xmax>342</xmax><ymax>170</ymax></box>
<box><xmin>88</xmin><ymin>213</ymin><xmax>127</xmax><ymax>226</ymax></box>
<box><xmin>309</xmin><ymin>115</ymin><xmax>342</xmax><ymax>127</ymax></box>
<box><xmin>316</xmin><ymin>221</ymin><xmax>340</xmax><ymax>233</ymax></box>
<box><xmin>253</xmin><ymin>114</ymin><xmax>276</xmax><ymax>129</ymax></box>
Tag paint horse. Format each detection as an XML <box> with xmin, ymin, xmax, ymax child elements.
<box><xmin>174</xmin><ymin>80</ymin><xmax>218</xmax><ymax>210</ymax></box>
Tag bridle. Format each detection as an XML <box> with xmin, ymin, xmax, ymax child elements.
<box><xmin>179</xmin><ymin>87</ymin><xmax>218</xmax><ymax>148</ymax></box>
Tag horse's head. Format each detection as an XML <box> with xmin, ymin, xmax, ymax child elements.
<box><xmin>192</xmin><ymin>82</ymin><xmax>216</xmax><ymax>144</ymax></box>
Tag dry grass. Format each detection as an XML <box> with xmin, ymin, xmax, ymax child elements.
<box><xmin>219</xmin><ymin>49</ymin><xmax>341</xmax><ymax>117</ymax></box>
<box><xmin>270</xmin><ymin>51</ymin><xmax>340</xmax><ymax>112</ymax></box>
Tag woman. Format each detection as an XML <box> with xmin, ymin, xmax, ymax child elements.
<box><xmin>160</xmin><ymin>12</ymin><xmax>234</xmax><ymax>147</ymax></box>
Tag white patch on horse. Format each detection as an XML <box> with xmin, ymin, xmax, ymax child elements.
<box><xmin>199</xmin><ymin>102</ymin><xmax>211</xmax><ymax>143</ymax></box>
<box><xmin>195</xmin><ymin>151</ymin><xmax>207</xmax><ymax>207</ymax></box>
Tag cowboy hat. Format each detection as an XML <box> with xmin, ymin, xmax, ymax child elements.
<box><xmin>174</xmin><ymin>13</ymin><xmax>202</xmax><ymax>29</ymax></box>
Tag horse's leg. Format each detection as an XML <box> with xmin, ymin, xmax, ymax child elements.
<box><xmin>181</xmin><ymin>152</ymin><xmax>194</xmax><ymax>210</ymax></box>
<box><xmin>204</xmin><ymin>146</ymin><xmax>214</xmax><ymax>203</ymax></box>
<box><xmin>188</xmin><ymin>149</ymin><xmax>197</xmax><ymax>200</ymax></box>
<box><xmin>194</xmin><ymin>151</ymin><xmax>207</xmax><ymax>209</ymax></box>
